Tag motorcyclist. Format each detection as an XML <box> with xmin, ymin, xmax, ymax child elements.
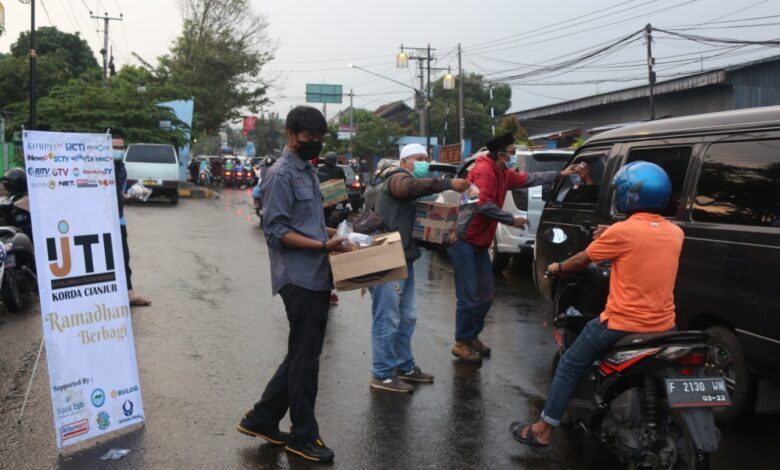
<box><xmin>509</xmin><ymin>161</ymin><xmax>683</xmax><ymax>448</ymax></box>
<box><xmin>198</xmin><ymin>158</ymin><xmax>211</xmax><ymax>185</ymax></box>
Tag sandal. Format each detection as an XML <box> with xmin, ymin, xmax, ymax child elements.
<box><xmin>509</xmin><ymin>422</ymin><xmax>550</xmax><ymax>448</ymax></box>
<box><xmin>130</xmin><ymin>297</ymin><xmax>152</xmax><ymax>307</ymax></box>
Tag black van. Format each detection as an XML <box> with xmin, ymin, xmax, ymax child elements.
<box><xmin>534</xmin><ymin>106</ymin><xmax>780</xmax><ymax>423</ymax></box>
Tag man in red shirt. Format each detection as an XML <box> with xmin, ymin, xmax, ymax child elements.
<box><xmin>510</xmin><ymin>161</ymin><xmax>682</xmax><ymax>448</ymax></box>
<box><xmin>450</xmin><ymin>133</ymin><xmax>580</xmax><ymax>362</ymax></box>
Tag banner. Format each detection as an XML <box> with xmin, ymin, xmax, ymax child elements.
<box><xmin>23</xmin><ymin>131</ymin><xmax>145</xmax><ymax>449</ymax></box>
<box><xmin>243</xmin><ymin>115</ymin><xmax>257</xmax><ymax>132</ymax></box>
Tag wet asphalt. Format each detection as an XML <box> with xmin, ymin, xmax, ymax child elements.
<box><xmin>1</xmin><ymin>187</ymin><xmax>779</xmax><ymax>470</ymax></box>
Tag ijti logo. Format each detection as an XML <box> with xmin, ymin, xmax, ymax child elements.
<box><xmin>47</xmin><ymin>220</ymin><xmax>116</xmax><ymax>289</ymax></box>
<box><xmin>61</xmin><ymin>419</ymin><xmax>89</xmax><ymax>441</ymax></box>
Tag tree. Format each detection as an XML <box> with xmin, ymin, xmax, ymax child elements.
<box><xmin>157</xmin><ymin>0</ymin><xmax>275</xmax><ymax>136</ymax></box>
<box><xmin>324</xmin><ymin>108</ymin><xmax>410</xmax><ymax>159</ymax></box>
<box><xmin>494</xmin><ymin>115</ymin><xmax>529</xmax><ymax>145</ymax></box>
<box><xmin>0</xmin><ymin>27</ymin><xmax>100</xmax><ymax>130</ymax></box>
<box><xmin>425</xmin><ymin>73</ymin><xmax>511</xmax><ymax>151</ymax></box>
<box><xmin>28</xmin><ymin>68</ymin><xmax>188</xmax><ymax>147</ymax></box>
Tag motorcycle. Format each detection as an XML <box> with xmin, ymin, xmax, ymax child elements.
<box><xmin>252</xmin><ymin>184</ymin><xmax>263</xmax><ymax>226</ymax></box>
<box><xmin>197</xmin><ymin>160</ymin><xmax>212</xmax><ymax>186</ymax></box>
<box><xmin>547</xmin><ymin>263</ymin><xmax>727</xmax><ymax>469</ymax></box>
<box><xmin>0</xmin><ymin>193</ymin><xmax>37</xmax><ymax>312</ymax></box>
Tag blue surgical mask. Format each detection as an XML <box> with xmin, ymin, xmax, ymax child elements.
<box><xmin>412</xmin><ymin>161</ymin><xmax>430</xmax><ymax>178</ymax></box>
<box><xmin>113</xmin><ymin>149</ymin><xmax>125</xmax><ymax>161</ymax></box>
<box><xmin>509</xmin><ymin>154</ymin><xmax>518</xmax><ymax>168</ymax></box>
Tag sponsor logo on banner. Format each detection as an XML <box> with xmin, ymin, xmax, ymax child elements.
<box><xmin>91</xmin><ymin>388</ymin><xmax>106</xmax><ymax>407</ymax></box>
<box><xmin>27</xmin><ymin>154</ymin><xmax>48</xmax><ymax>162</ymax></box>
<box><xmin>61</xmin><ymin>419</ymin><xmax>89</xmax><ymax>441</ymax></box>
<box><xmin>48</xmin><ymin>180</ymin><xmax>57</xmax><ymax>190</ymax></box>
<box><xmin>96</xmin><ymin>411</ymin><xmax>110</xmax><ymax>430</ymax></box>
<box><xmin>111</xmin><ymin>384</ymin><xmax>139</xmax><ymax>399</ymax></box>
<box><xmin>58</xmin><ymin>180</ymin><xmax>75</xmax><ymax>188</ymax></box>
<box><xmin>77</xmin><ymin>179</ymin><xmax>97</xmax><ymax>188</ymax></box>
<box><xmin>122</xmin><ymin>400</ymin><xmax>133</xmax><ymax>417</ymax></box>
<box><xmin>46</xmin><ymin>220</ymin><xmax>117</xmax><ymax>290</ymax></box>
<box><xmin>73</xmin><ymin>168</ymin><xmax>80</xmax><ymax>177</ymax></box>
<box><xmin>56</xmin><ymin>389</ymin><xmax>87</xmax><ymax>417</ymax></box>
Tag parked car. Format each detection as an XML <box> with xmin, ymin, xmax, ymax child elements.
<box><xmin>124</xmin><ymin>144</ymin><xmax>180</xmax><ymax>204</ymax></box>
<box><xmin>534</xmin><ymin>105</ymin><xmax>780</xmax><ymax>424</ymax></box>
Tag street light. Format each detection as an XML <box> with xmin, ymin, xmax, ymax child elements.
<box><xmin>443</xmin><ymin>70</ymin><xmax>455</xmax><ymax>90</ymax></box>
<box><xmin>396</xmin><ymin>50</ymin><xmax>409</xmax><ymax>69</ymax></box>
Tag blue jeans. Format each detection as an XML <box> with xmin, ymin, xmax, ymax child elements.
<box><xmin>369</xmin><ymin>263</ymin><xmax>417</xmax><ymax>380</ymax></box>
<box><xmin>449</xmin><ymin>240</ymin><xmax>495</xmax><ymax>342</ymax></box>
<box><xmin>542</xmin><ymin>318</ymin><xmax>630</xmax><ymax>426</ymax></box>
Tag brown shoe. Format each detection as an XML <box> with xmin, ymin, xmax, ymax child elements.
<box><xmin>451</xmin><ymin>342</ymin><xmax>482</xmax><ymax>364</ymax></box>
<box><xmin>469</xmin><ymin>338</ymin><xmax>492</xmax><ymax>357</ymax></box>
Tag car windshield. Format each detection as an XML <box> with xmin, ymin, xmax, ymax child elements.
<box><xmin>528</xmin><ymin>155</ymin><xmax>570</xmax><ymax>173</ymax></box>
<box><xmin>125</xmin><ymin>145</ymin><xmax>177</xmax><ymax>164</ymax></box>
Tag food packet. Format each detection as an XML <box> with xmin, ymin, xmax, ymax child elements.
<box><xmin>460</xmin><ymin>183</ymin><xmax>480</xmax><ymax>205</ymax></box>
<box><xmin>335</xmin><ymin>220</ymin><xmax>374</xmax><ymax>248</ymax></box>
<box><xmin>127</xmin><ymin>183</ymin><xmax>153</xmax><ymax>202</ymax></box>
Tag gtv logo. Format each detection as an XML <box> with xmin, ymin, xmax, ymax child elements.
<box><xmin>47</xmin><ymin>221</ymin><xmax>116</xmax><ymax>289</ymax></box>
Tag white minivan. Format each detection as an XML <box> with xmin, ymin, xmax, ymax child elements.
<box><xmin>124</xmin><ymin>144</ymin><xmax>181</xmax><ymax>204</ymax></box>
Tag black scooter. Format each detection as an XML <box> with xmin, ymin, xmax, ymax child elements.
<box><xmin>547</xmin><ymin>263</ymin><xmax>726</xmax><ymax>470</ymax></box>
<box><xmin>0</xmin><ymin>194</ymin><xmax>37</xmax><ymax>312</ymax></box>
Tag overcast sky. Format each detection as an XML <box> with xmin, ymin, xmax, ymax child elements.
<box><xmin>2</xmin><ymin>0</ymin><xmax>779</xmax><ymax>121</ymax></box>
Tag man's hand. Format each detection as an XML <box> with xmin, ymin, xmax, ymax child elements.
<box><xmin>326</xmin><ymin>237</ymin><xmax>354</xmax><ymax>253</ymax></box>
<box><xmin>513</xmin><ymin>216</ymin><xmax>528</xmax><ymax>229</ymax></box>
<box><xmin>451</xmin><ymin>178</ymin><xmax>470</xmax><ymax>193</ymax></box>
<box><xmin>547</xmin><ymin>262</ymin><xmax>561</xmax><ymax>274</ymax></box>
<box><xmin>561</xmin><ymin>162</ymin><xmax>588</xmax><ymax>178</ymax></box>
<box><xmin>592</xmin><ymin>224</ymin><xmax>610</xmax><ymax>240</ymax></box>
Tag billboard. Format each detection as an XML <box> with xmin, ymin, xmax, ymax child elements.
<box><xmin>306</xmin><ymin>84</ymin><xmax>343</xmax><ymax>104</ymax></box>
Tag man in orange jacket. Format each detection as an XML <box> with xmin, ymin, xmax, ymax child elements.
<box><xmin>449</xmin><ymin>133</ymin><xmax>581</xmax><ymax>362</ymax></box>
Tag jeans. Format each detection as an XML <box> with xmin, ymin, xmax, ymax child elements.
<box><xmin>542</xmin><ymin>317</ymin><xmax>630</xmax><ymax>426</ymax></box>
<box><xmin>369</xmin><ymin>263</ymin><xmax>416</xmax><ymax>379</ymax></box>
<box><xmin>448</xmin><ymin>240</ymin><xmax>495</xmax><ymax>342</ymax></box>
<box><xmin>250</xmin><ymin>285</ymin><xmax>330</xmax><ymax>443</ymax></box>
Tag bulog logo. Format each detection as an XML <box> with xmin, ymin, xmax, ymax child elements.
<box><xmin>47</xmin><ymin>220</ymin><xmax>116</xmax><ymax>290</ymax></box>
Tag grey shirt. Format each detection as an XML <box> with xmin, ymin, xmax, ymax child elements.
<box><xmin>261</xmin><ymin>148</ymin><xmax>332</xmax><ymax>294</ymax></box>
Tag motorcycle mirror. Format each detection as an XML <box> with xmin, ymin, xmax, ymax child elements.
<box><xmin>546</xmin><ymin>227</ymin><xmax>567</xmax><ymax>244</ymax></box>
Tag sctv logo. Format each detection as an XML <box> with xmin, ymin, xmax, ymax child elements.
<box><xmin>47</xmin><ymin>220</ymin><xmax>115</xmax><ymax>278</ymax></box>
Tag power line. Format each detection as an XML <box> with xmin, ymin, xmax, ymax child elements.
<box><xmin>39</xmin><ymin>0</ymin><xmax>55</xmax><ymax>26</ymax></box>
<box><xmin>653</xmin><ymin>27</ymin><xmax>780</xmax><ymax>46</ymax></box>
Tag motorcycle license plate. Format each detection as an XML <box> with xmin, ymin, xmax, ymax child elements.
<box><xmin>4</xmin><ymin>253</ymin><xmax>15</xmax><ymax>268</ymax></box>
<box><xmin>664</xmin><ymin>378</ymin><xmax>731</xmax><ymax>408</ymax></box>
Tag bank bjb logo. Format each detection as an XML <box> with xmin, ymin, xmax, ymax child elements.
<box><xmin>96</xmin><ymin>411</ymin><xmax>110</xmax><ymax>430</ymax></box>
<box><xmin>47</xmin><ymin>220</ymin><xmax>116</xmax><ymax>290</ymax></box>
<box><xmin>91</xmin><ymin>388</ymin><xmax>106</xmax><ymax>407</ymax></box>
<box><xmin>123</xmin><ymin>400</ymin><xmax>133</xmax><ymax>417</ymax></box>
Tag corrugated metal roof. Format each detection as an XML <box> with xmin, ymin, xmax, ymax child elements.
<box><xmin>511</xmin><ymin>54</ymin><xmax>780</xmax><ymax>120</ymax></box>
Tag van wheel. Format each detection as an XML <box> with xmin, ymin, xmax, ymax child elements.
<box><xmin>169</xmin><ymin>192</ymin><xmax>179</xmax><ymax>205</ymax></box>
<box><xmin>705</xmin><ymin>326</ymin><xmax>753</xmax><ymax>424</ymax></box>
<box><xmin>491</xmin><ymin>240</ymin><xmax>511</xmax><ymax>272</ymax></box>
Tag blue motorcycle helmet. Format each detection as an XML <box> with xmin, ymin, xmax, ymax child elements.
<box><xmin>613</xmin><ymin>161</ymin><xmax>672</xmax><ymax>213</ymax></box>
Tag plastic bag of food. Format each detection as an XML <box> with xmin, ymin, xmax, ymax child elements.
<box><xmin>127</xmin><ymin>183</ymin><xmax>153</xmax><ymax>202</ymax></box>
<box><xmin>335</xmin><ymin>220</ymin><xmax>374</xmax><ymax>248</ymax></box>
<box><xmin>460</xmin><ymin>183</ymin><xmax>480</xmax><ymax>205</ymax></box>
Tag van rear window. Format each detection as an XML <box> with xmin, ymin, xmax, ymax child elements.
<box><xmin>693</xmin><ymin>141</ymin><xmax>780</xmax><ymax>227</ymax></box>
<box><xmin>125</xmin><ymin>145</ymin><xmax>177</xmax><ymax>164</ymax></box>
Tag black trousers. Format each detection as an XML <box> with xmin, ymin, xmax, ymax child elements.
<box><xmin>120</xmin><ymin>224</ymin><xmax>132</xmax><ymax>291</ymax></box>
<box><xmin>251</xmin><ymin>285</ymin><xmax>330</xmax><ymax>443</ymax></box>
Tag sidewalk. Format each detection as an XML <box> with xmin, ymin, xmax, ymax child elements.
<box><xmin>179</xmin><ymin>181</ymin><xmax>219</xmax><ymax>199</ymax></box>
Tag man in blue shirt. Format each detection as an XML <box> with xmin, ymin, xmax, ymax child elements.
<box><xmin>237</xmin><ymin>106</ymin><xmax>350</xmax><ymax>464</ymax></box>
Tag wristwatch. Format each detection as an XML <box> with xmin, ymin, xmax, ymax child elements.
<box><xmin>321</xmin><ymin>240</ymin><xmax>328</xmax><ymax>252</ymax></box>
<box><xmin>558</xmin><ymin>260</ymin><xmax>567</xmax><ymax>272</ymax></box>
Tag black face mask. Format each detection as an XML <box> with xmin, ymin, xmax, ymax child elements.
<box><xmin>296</xmin><ymin>141</ymin><xmax>323</xmax><ymax>160</ymax></box>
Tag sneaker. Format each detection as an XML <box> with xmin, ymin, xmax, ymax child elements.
<box><xmin>397</xmin><ymin>366</ymin><xmax>434</xmax><ymax>383</ymax></box>
<box><xmin>285</xmin><ymin>437</ymin><xmax>335</xmax><ymax>463</ymax></box>
<box><xmin>451</xmin><ymin>342</ymin><xmax>483</xmax><ymax>364</ymax></box>
<box><xmin>369</xmin><ymin>375</ymin><xmax>414</xmax><ymax>393</ymax></box>
<box><xmin>469</xmin><ymin>338</ymin><xmax>492</xmax><ymax>357</ymax></box>
<box><xmin>237</xmin><ymin>411</ymin><xmax>290</xmax><ymax>445</ymax></box>
<box><xmin>330</xmin><ymin>292</ymin><xmax>339</xmax><ymax>305</ymax></box>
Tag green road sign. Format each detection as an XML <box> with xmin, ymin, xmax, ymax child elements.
<box><xmin>306</xmin><ymin>84</ymin><xmax>343</xmax><ymax>104</ymax></box>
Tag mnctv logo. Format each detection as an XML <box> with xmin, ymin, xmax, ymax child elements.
<box><xmin>47</xmin><ymin>220</ymin><xmax>116</xmax><ymax>289</ymax></box>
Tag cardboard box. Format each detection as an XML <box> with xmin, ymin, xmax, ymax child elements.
<box><xmin>330</xmin><ymin>232</ymin><xmax>408</xmax><ymax>291</ymax></box>
<box><xmin>320</xmin><ymin>179</ymin><xmax>348</xmax><ymax>207</ymax></box>
<box><xmin>412</xmin><ymin>201</ymin><xmax>459</xmax><ymax>244</ymax></box>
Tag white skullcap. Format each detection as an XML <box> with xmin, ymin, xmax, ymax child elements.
<box><xmin>399</xmin><ymin>143</ymin><xmax>427</xmax><ymax>160</ymax></box>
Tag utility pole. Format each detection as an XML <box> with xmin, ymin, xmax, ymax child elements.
<box><xmin>29</xmin><ymin>0</ymin><xmax>38</xmax><ymax>129</ymax></box>
<box><xmin>418</xmin><ymin>60</ymin><xmax>425</xmax><ymax>137</ymax></box>
<box><xmin>489</xmin><ymin>82</ymin><xmax>495</xmax><ymax>136</ymax></box>
<box><xmin>645</xmin><ymin>23</ymin><xmax>656</xmax><ymax>121</ymax></box>
<box><xmin>348</xmin><ymin>89</ymin><xmax>354</xmax><ymax>157</ymax></box>
<box><xmin>90</xmin><ymin>12</ymin><xmax>123</xmax><ymax>86</ymax></box>
<box><xmin>425</xmin><ymin>43</ymin><xmax>432</xmax><ymax>154</ymax></box>
<box><xmin>457</xmin><ymin>43</ymin><xmax>465</xmax><ymax>145</ymax></box>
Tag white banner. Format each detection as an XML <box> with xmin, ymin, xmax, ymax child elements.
<box><xmin>23</xmin><ymin>131</ymin><xmax>145</xmax><ymax>448</ymax></box>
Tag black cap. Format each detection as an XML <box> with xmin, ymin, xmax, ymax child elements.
<box><xmin>485</xmin><ymin>132</ymin><xmax>515</xmax><ymax>154</ymax></box>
